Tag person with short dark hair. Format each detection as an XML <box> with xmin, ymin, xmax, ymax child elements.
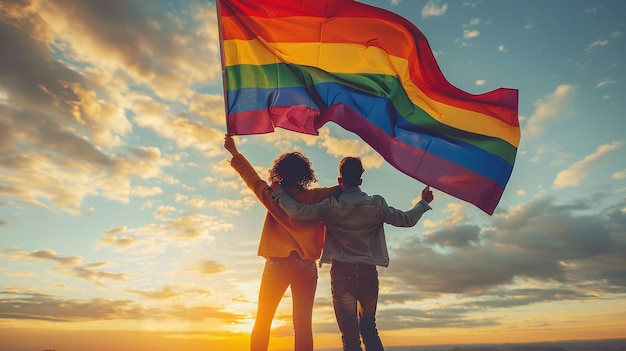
<box><xmin>224</xmin><ymin>134</ymin><xmax>339</xmax><ymax>351</ymax></box>
<box><xmin>272</xmin><ymin>156</ymin><xmax>434</xmax><ymax>351</ymax></box>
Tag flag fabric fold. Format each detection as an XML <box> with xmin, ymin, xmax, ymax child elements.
<box><xmin>218</xmin><ymin>0</ymin><xmax>520</xmax><ymax>215</ymax></box>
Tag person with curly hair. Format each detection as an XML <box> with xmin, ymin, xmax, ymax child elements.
<box><xmin>224</xmin><ymin>134</ymin><xmax>339</xmax><ymax>351</ymax></box>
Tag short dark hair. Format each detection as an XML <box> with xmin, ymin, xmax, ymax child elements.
<box><xmin>268</xmin><ymin>152</ymin><xmax>317</xmax><ymax>188</ymax></box>
<box><xmin>339</xmin><ymin>157</ymin><xmax>363</xmax><ymax>187</ymax></box>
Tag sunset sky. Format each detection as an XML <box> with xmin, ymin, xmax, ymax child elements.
<box><xmin>1</xmin><ymin>0</ymin><xmax>625</xmax><ymax>350</ymax></box>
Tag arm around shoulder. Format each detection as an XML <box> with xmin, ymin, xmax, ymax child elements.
<box><xmin>272</xmin><ymin>186</ymin><xmax>328</xmax><ymax>221</ymax></box>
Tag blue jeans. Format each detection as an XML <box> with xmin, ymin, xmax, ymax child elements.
<box><xmin>330</xmin><ymin>261</ymin><xmax>383</xmax><ymax>351</ymax></box>
<box><xmin>251</xmin><ymin>252</ymin><xmax>318</xmax><ymax>351</ymax></box>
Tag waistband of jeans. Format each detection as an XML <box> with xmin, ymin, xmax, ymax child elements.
<box><xmin>331</xmin><ymin>260</ymin><xmax>376</xmax><ymax>272</ymax></box>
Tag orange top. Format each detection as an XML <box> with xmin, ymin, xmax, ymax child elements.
<box><xmin>230</xmin><ymin>153</ymin><xmax>339</xmax><ymax>260</ymax></box>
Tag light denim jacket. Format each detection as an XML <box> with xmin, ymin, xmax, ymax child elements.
<box><xmin>273</xmin><ymin>186</ymin><xmax>431</xmax><ymax>267</ymax></box>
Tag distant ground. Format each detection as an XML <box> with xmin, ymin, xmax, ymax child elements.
<box><xmin>317</xmin><ymin>338</ymin><xmax>626</xmax><ymax>351</ymax></box>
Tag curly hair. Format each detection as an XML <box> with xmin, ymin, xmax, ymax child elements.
<box><xmin>268</xmin><ymin>152</ymin><xmax>317</xmax><ymax>189</ymax></box>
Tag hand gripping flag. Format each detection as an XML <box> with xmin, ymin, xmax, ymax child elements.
<box><xmin>218</xmin><ymin>0</ymin><xmax>520</xmax><ymax>215</ymax></box>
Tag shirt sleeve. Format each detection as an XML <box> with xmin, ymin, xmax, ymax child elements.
<box><xmin>230</xmin><ymin>153</ymin><xmax>282</xmax><ymax>214</ymax></box>
<box><xmin>273</xmin><ymin>186</ymin><xmax>330</xmax><ymax>221</ymax></box>
<box><xmin>382</xmin><ymin>197</ymin><xmax>432</xmax><ymax>227</ymax></box>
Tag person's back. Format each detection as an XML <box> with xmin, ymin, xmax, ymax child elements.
<box><xmin>316</xmin><ymin>185</ymin><xmax>428</xmax><ymax>267</ymax></box>
<box><xmin>321</xmin><ymin>187</ymin><xmax>387</xmax><ymax>264</ymax></box>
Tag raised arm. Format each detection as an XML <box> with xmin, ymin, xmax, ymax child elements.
<box><xmin>272</xmin><ymin>186</ymin><xmax>330</xmax><ymax>221</ymax></box>
<box><xmin>383</xmin><ymin>186</ymin><xmax>433</xmax><ymax>227</ymax></box>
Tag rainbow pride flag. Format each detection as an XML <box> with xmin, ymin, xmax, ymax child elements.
<box><xmin>218</xmin><ymin>0</ymin><xmax>519</xmax><ymax>215</ymax></box>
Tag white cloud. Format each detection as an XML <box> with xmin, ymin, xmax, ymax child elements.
<box><xmin>189</xmin><ymin>93</ymin><xmax>226</xmax><ymax>126</ymax></box>
<box><xmin>528</xmin><ymin>147</ymin><xmax>546</xmax><ymax>163</ymax></box>
<box><xmin>585</xmin><ymin>32</ymin><xmax>620</xmax><ymax>52</ymax></box>
<box><xmin>613</xmin><ymin>169</ymin><xmax>626</xmax><ymax>180</ymax></box>
<box><xmin>524</xmin><ymin>84</ymin><xmax>576</xmax><ymax>138</ymax></box>
<box><xmin>175</xmin><ymin>193</ymin><xmax>189</xmax><ymax>202</ymax></box>
<box><xmin>154</xmin><ymin>205</ymin><xmax>177</xmax><ymax>218</ymax></box>
<box><xmin>463</xmin><ymin>29</ymin><xmax>480</xmax><ymax>39</ymax></box>
<box><xmin>132</xmin><ymin>95</ymin><xmax>225</xmax><ymax>158</ymax></box>
<box><xmin>422</xmin><ymin>1</ymin><xmax>448</xmax><ymax>18</ymax></box>
<box><xmin>185</xmin><ymin>196</ymin><xmax>257</xmax><ymax>216</ymax></box>
<box><xmin>316</xmin><ymin>128</ymin><xmax>384</xmax><ymax>171</ymax></box>
<box><xmin>553</xmin><ymin>140</ymin><xmax>625</xmax><ymax>189</ymax></box>
<box><xmin>586</xmin><ymin>39</ymin><xmax>609</xmax><ymax>51</ymax></box>
<box><xmin>34</xmin><ymin>0</ymin><xmax>221</xmax><ymax>102</ymax></box>
<box><xmin>596</xmin><ymin>78</ymin><xmax>616</xmax><ymax>88</ymax></box>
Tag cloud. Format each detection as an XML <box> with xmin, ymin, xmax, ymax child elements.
<box><xmin>126</xmin><ymin>285</ymin><xmax>212</xmax><ymax>300</ymax></box>
<box><xmin>614</xmin><ymin>169</ymin><xmax>626</xmax><ymax>180</ymax></box>
<box><xmin>584</xmin><ymin>32</ymin><xmax>620</xmax><ymax>52</ymax></box>
<box><xmin>154</xmin><ymin>206</ymin><xmax>177</xmax><ymax>218</ymax></box>
<box><xmin>98</xmin><ymin>226</ymin><xmax>142</xmax><ymax>252</ymax></box>
<box><xmin>72</xmin><ymin>264</ymin><xmax>127</xmax><ymax>283</ymax></box>
<box><xmin>186</xmin><ymin>260</ymin><xmax>227</xmax><ymax>275</ymax></box>
<box><xmin>9</xmin><ymin>249</ymin><xmax>82</xmax><ymax>266</ymax></box>
<box><xmin>316</xmin><ymin>128</ymin><xmax>384</xmax><ymax>171</ymax></box>
<box><xmin>467</xmin><ymin>18</ymin><xmax>480</xmax><ymax>26</ymax></box>
<box><xmin>0</xmin><ymin>0</ymin><xmax>224</xmax><ymax>217</ymax></box>
<box><xmin>585</xmin><ymin>6</ymin><xmax>602</xmax><ymax>13</ymax></box>
<box><xmin>422</xmin><ymin>1</ymin><xmax>448</xmax><ymax>18</ymax></box>
<box><xmin>553</xmin><ymin>140</ymin><xmax>624</xmax><ymax>189</ymax></box>
<box><xmin>596</xmin><ymin>78</ymin><xmax>617</xmax><ymax>88</ymax></box>
<box><xmin>460</xmin><ymin>17</ymin><xmax>481</xmax><ymax>40</ymax></box>
<box><xmin>97</xmin><ymin>211</ymin><xmax>234</xmax><ymax>254</ymax></box>
<box><xmin>189</xmin><ymin>93</ymin><xmax>226</xmax><ymax>126</ymax></box>
<box><xmin>185</xmin><ymin>196</ymin><xmax>257</xmax><ymax>216</ymax></box>
<box><xmin>7</xmin><ymin>249</ymin><xmax>127</xmax><ymax>284</ymax></box>
<box><xmin>127</xmin><ymin>285</ymin><xmax>181</xmax><ymax>300</ymax></box>
<box><xmin>586</xmin><ymin>39</ymin><xmax>608</xmax><ymax>51</ymax></box>
<box><xmin>0</xmin><ymin>289</ymin><xmax>243</xmax><ymax>323</ymax></box>
<box><xmin>387</xmin><ymin>194</ymin><xmax>626</xmax><ymax>302</ymax></box>
<box><xmin>33</xmin><ymin>0</ymin><xmax>221</xmax><ymax>101</ymax></box>
<box><xmin>523</xmin><ymin>84</ymin><xmax>576</xmax><ymax>138</ymax></box>
<box><xmin>377</xmin><ymin>306</ymin><xmax>499</xmax><ymax>330</ymax></box>
<box><xmin>463</xmin><ymin>29</ymin><xmax>480</xmax><ymax>39</ymax></box>
<box><xmin>132</xmin><ymin>95</ymin><xmax>225</xmax><ymax>158</ymax></box>
<box><xmin>254</xmin><ymin>128</ymin><xmax>320</xmax><ymax>155</ymax></box>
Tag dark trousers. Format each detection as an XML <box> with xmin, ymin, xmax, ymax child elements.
<box><xmin>251</xmin><ymin>252</ymin><xmax>318</xmax><ymax>351</ymax></box>
<box><xmin>330</xmin><ymin>260</ymin><xmax>384</xmax><ymax>351</ymax></box>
